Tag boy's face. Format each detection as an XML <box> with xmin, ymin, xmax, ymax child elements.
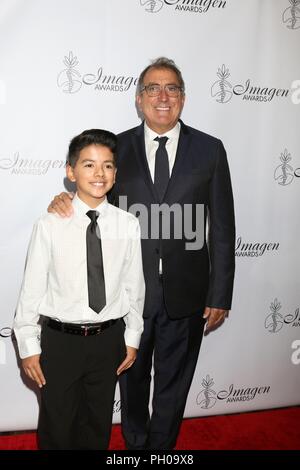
<box><xmin>67</xmin><ymin>144</ymin><xmax>116</xmax><ymax>208</ymax></box>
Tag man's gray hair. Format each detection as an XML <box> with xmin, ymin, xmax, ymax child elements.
<box><xmin>137</xmin><ymin>57</ymin><xmax>185</xmax><ymax>94</ymax></box>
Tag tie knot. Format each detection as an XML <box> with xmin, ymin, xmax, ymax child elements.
<box><xmin>155</xmin><ymin>136</ymin><xmax>168</xmax><ymax>147</ymax></box>
<box><xmin>86</xmin><ymin>210</ymin><xmax>99</xmax><ymax>223</ymax></box>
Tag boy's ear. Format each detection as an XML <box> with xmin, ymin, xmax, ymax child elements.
<box><xmin>66</xmin><ymin>163</ymin><xmax>76</xmax><ymax>182</ymax></box>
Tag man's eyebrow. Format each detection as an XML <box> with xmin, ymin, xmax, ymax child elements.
<box><xmin>146</xmin><ymin>82</ymin><xmax>180</xmax><ymax>86</ymax></box>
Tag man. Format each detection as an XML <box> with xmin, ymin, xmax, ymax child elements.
<box><xmin>49</xmin><ymin>57</ymin><xmax>235</xmax><ymax>449</ymax></box>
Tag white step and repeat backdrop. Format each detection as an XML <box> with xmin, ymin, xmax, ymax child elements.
<box><xmin>0</xmin><ymin>0</ymin><xmax>300</xmax><ymax>431</ymax></box>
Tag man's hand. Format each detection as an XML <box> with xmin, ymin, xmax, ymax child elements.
<box><xmin>117</xmin><ymin>346</ymin><xmax>137</xmax><ymax>376</ymax></box>
<box><xmin>203</xmin><ymin>307</ymin><xmax>228</xmax><ymax>335</ymax></box>
<box><xmin>47</xmin><ymin>192</ymin><xmax>74</xmax><ymax>217</ymax></box>
<box><xmin>22</xmin><ymin>354</ymin><xmax>46</xmax><ymax>388</ymax></box>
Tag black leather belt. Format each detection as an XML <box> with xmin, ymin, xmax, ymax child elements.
<box><xmin>47</xmin><ymin>317</ymin><xmax>118</xmax><ymax>337</ymax></box>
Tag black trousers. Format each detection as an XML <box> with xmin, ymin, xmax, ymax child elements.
<box><xmin>119</xmin><ymin>280</ymin><xmax>205</xmax><ymax>450</ymax></box>
<box><xmin>38</xmin><ymin>319</ymin><xmax>126</xmax><ymax>450</ymax></box>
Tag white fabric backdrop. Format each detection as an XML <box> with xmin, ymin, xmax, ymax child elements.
<box><xmin>0</xmin><ymin>0</ymin><xmax>299</xmax><ymax>431</ymax></box>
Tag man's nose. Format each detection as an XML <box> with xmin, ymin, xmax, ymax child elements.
<box><xmin>158</xmin><ymin>86</ymin><xmax>168</xmax><ymax>100</ymax></box>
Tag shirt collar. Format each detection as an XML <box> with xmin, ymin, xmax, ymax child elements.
<box><xmin>72</xmin><ymin>193</ymin><xmax>109</xmax><ymax>219</ymax></box>
<box><xmin>144</xmin><ymin>121</ymin><xmax>181</xmax><ymax>142</ymax></box>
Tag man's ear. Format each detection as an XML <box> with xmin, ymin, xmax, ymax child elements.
<box><xmin>66</xmin><ymin>163</ymin><xmax>76</xmax><ymax>182</ymax></box>
<box><xmin>136</xmin><ymin>94</ymin><xmax>142</xmax><ymax>112</ymax></box>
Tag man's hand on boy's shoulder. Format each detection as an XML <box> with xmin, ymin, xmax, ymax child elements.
<box><xmin>117</xmin><ymin>346</ymin><xmax>137</xmax><ymax>376</ymax></box>
<box><xmin>22</xmin><ymin>354</ymin><xmax>46</xmax><ymax>388</ymax></box>
<box><xmin>48</xmin><ymin>192</ymin><xmax>74</xmax><ymax>217</ymax></box>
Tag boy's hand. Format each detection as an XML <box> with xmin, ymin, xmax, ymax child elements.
<box><xmin>48</xmin><ymin>192</ymin><xmax>74</xmax><ymax>217</ymax></box>
<box><xmin>22</xmin><ymin>354</ymin><xmax>46</xmax><ymax>388</ymax></box>
<box><xmin>117</xmin><ymin>346</ymin><xmax>137</xmax><ymax>376</ymax></box>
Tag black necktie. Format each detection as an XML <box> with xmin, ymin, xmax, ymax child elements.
<box><xmin>154</xmin><ymin>136</ymin><xmax>169</xmax><ymax>202</ymax></box>
<box><xmin>86</xmin><ymin>210</ymin><xmax>106</xmax><ymax>313</ymax></box>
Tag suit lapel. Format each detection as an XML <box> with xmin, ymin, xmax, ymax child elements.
<box><xmin>165</xmin><ymin>121</ymin><xmax>191</xmax><ymax>199</ymax></box>
<box><xmin>130</xmin><ymin>120</ymin><xmax>191</xmax><ymax>203</ymax></box>
<box><xmin>131</xmin><ymin>122</ymin><xmax>158</xmax><ymax>202</ymax></box>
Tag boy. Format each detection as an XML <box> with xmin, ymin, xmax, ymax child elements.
<box><xmin>13</xmin><ymin>129</ymin><xmax>145</xmax><ymax>450</ymax></box>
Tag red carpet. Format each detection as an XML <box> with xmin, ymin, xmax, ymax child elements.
<box><xmin>0</xmin><ymin>406</ymin><xmax>299</xmax><ymax>450</ymax></box>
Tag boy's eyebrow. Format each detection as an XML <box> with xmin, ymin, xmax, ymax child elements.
<box><xmin>80</xmin><ymin>158</ymin><xmax>114</xmax><ymax>163</ymax></box>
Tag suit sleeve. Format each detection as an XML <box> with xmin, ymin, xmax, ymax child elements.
<box><xmin>206</xmin><ymin>140</ymin><xmax>235</xmax><ymax>310</ymax></box>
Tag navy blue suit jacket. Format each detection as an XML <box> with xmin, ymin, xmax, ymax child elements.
<box><xmin>111</xmin><ymin>120</ymin><xmax>235</xmax><ymax>319</ymax></box>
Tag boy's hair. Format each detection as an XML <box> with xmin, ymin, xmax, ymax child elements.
<box><xmin>67</xmin><ymin>129</ymin><xmax>117</xmax><ymax>168</ymax></box>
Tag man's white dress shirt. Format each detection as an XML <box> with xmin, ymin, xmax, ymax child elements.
<box><xmin>14</xmin><ymin>194</ymin><xmax>145</xmax><ymax>359</ymax></box>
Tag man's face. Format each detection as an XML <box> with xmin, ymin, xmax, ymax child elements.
<box><xmin>136</xmin><ymin>67</ymin><xmax>185</xmax><ymax>134</ymax></box>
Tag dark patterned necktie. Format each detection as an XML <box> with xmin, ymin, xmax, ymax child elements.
<box><xmin>86</xmin><ymin>210</ymin><xmax>106</xmax><ymax>313</ymax></box>
<box><xmin>154</xmin><ymin>136</ymin><xmax>169</xmax><ymax>202</ymax></box>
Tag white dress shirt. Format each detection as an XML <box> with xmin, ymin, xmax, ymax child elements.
<box><xmin>14</xmin><ymin>194</ymin><xmax>145</xmax><ymax>358</ymax></box>
<box><xmin>144</xmin><ymin>121</ymin><xmax>181</xmax><ymax>182</ymax></box>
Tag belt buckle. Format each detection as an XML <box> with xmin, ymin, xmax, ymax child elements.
<box><xmin>82</xmin><ymin>324</ymin><xmax>102</xmax><ymax>336</ymax></box>
<box><xmin>83</xmin><ymin>325</ymin><xmax>89</xmax><ymax>337</ymax></box>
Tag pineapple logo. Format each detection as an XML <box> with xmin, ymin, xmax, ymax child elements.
<box><xmin>265</xmin><ymin>299</ymin><xmax>284</xmax><ymax>333</ymax></box>
<box><xmin>211</xmin><ymin>64</ymin><xmax>233</xmax><ymax>103</ymax></box>
<box><xmin>196</xmin><ymin>375</ymin><xmax>217</xmax><ymax>409</ymax></box>
<box><xmin>57</xmin><ymin>51</ymin><xmax>82</xmax><ymax>94</ymax></box>
<box><xmin>274</xmin><ymin>149</ymin><xmax>294</xmax><ymax>186</ymax></box>
<box><xmin>282</xmin><ymin>0</ymin><xmax>300</xmax><ymax>29</ymax></box>
<box><xmin>140</xmin><ymin>0</ymin><xmax>164</xmax><ymax>13</ymax></box>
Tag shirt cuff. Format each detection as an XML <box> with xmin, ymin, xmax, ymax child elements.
<box><xmin>124</xmin><ymin>328</ymin><xmax>142</xmax><ymax>350</ymax></box>
<box><xmin>19</xmin><ymin>337</ymin><xmax>42</xmax><ymax>359</ymax></box>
